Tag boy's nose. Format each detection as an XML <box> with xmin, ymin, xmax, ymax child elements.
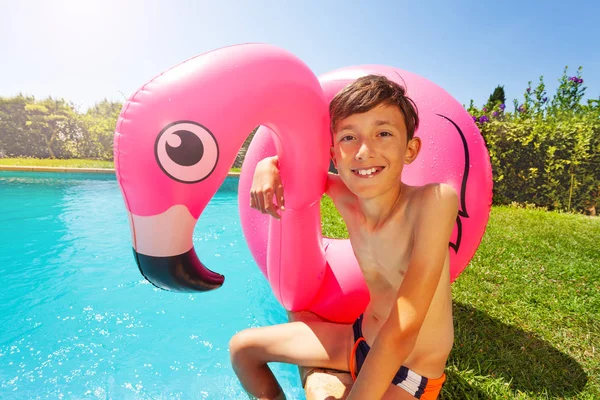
<box><xmin>355</xmin><ymin>141</ymin><xmax>373</xmax><ymax>160</ymax></box>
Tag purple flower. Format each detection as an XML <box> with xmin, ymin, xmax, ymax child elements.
<box><xmin>492</xmin><ymin>111</ymin><xmax>499</xmax><ymax>117</ymax></box>
<box><xmin>542</xmin><ymin>97</ymin><xmax>548</xmax><ymax>103</ymax></box>
<box><xmin>479</xmin><ymin>115</ymin><xmax>489</xmax><ymax>123</ymax></box>
<box><xmin>570</xmin><ymin>77</ymin><xmax>583</xmax><ymax>84</ymax></box>
<box><xmin>527</xmin><ymin>88</ymin><xmax>531</xmax><ymax>93</ymax></box>
<box><xmin>499</xmin><ymin>103</ymin><xmax>506</xmax><ymax>110</ymax></box>
<box><xmin>518</xmin><ymin>105</ymin><xmax>526</xmax><ymax>113</ymax></box>
<box><xmin>472</xmin><ymin>115</ymin><xmax>477</xmax><ymax>122</ymax></box>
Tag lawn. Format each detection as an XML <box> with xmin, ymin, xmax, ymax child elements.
<box><xmin>0</xmin><ymin>157</ymin><xmax>114</xmax><ymax>169</ymax></box>
<box><xmin>321</xmin><ymin>196</ymin><xmax>599</xmax><ymax>399</ymax></box>
<box><xmin>0</xmin><ymin>158</ymin><xmax>242</xmax><ymax>172</ymax></box>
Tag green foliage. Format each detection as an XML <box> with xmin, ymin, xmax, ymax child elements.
<box><xmin>485</xmin><ymin>85</ymin><xmax>506</xmax><ymax>111</ymax></box>
<box><xmin>79</xmin><ymin>99</ymin><xmax>123</xmax><ymax>160</ymax></box>
<box><xmin>0</xmin><ymin>95</ymin><xmax>43</xmax><ymax>158</ymax></box>
<box><xmin>233</xmin><ymin>127</ymin><xmax>258</xmax><ymax>168</ymax></box>
<box><xmin>468</xmin><ymin>67</ymin><xmax>599</xmax><ymax>214</ymax></box>
<box><xmin>0</xmin><ymin>95</ymin><xmax>121</xmax><ymax>161</ymax></box>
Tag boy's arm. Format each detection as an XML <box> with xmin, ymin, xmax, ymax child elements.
<box><xmin>347</xmin><ymin>184</ymin><xmax>458</xmax><ymax>400</ymax></box>
<box><xmin>250</xmin><ymin>155</ymin><xmax>285</xmax><ymax>219</ymax></box>
<box><xmin>251</xmin><ymin>159</ymin><xmax>348</xmax><ymax>218</ymax></box>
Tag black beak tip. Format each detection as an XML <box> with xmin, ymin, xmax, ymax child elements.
<box><xmin>133</xmin><ymin>248</ymin><xmax>225</xmax><ymax>292</ymax></box>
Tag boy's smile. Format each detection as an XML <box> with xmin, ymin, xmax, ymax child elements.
<box><xmin>352</xmin><ymin>166</ymin><xmax>385</xmax><ymax>177</ymax></box>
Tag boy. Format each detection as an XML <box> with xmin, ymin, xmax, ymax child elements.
<box><xmin>229</xmin><ymin>75</ymin><xmax>457</xmax><ymax>400</ymax></box>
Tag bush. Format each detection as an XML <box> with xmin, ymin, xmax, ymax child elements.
<box><xmin>468</xmin><ymin>67</ymin><xmax>599</xmax><ymax>214</ymax></box>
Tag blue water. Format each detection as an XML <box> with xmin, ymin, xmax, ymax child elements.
<box><xmin>0</xmin><ymin>172</ymin><xmax>305</xmax><ymax>399</ymax></box>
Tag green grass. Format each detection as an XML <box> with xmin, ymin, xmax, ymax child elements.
<box><xmin>0</xmin><ymin>158</ymin><xmax>242</xmax><ymax>172</ymax></box>
<box><xmin>0</xmin><ymin>157</ymin><xmax>114</xmax><ymax>168</ymax></box>
<box><xmin>320</xmin><ymin>197</ymin><xmax>600</xmax><ymax>399</ymax></box>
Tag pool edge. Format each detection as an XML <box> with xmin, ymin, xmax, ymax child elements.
<box><xmin>0</xmin><ymin>165</ymin><xmax>241</xmax><ymax>177</ymax></box>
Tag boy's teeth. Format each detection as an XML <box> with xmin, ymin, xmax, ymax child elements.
<box><xmin>358</xmin><ymin>168</ymin><xmax>377</xmax><ymax>175</ymax></box>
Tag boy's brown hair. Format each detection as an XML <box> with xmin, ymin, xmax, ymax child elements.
<box><xmin>329</xmin><ymin>75</ymin><xmax>420</xmax><ymax>141</ymax></box>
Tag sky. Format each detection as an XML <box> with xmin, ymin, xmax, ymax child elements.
<box><xmin>1</xmin><ymin>0</ymin><xmax>598</xmax><ymax>113</ymax></box>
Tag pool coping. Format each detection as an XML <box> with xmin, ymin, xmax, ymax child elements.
<box><xmin>0</xmin><ymin>165</ymin><xmax>241</xmax><ymax>177</ymax></box>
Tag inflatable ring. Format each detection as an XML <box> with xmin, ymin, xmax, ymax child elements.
<box><xmin>114</xmin><ymin>43</ymin><xmax>493</xmax><ymax>324</ymax></box>
<box><xmin>239</xmin><ymin>65</ymin><xmax>494</xmax><ymax>323</ymax></box>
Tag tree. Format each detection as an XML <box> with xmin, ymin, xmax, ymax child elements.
<box><xmin>80</xmin><ymin>99</ymin><xmax>122</xmax><ymax>159</ymax></box>
<box><xmin>486</xmin><ymin>85</ymin><xmax>506</xmax><ymax>110</ymax></box>
<box><xmin>24</xmin><ymin>98</ymin><xmax>80</xmax><ymax>158</ymax></box>
<box><xmin>0</xmin><ymin>95</ymin><xmax>38</xmax><ymax>157</ymax></box>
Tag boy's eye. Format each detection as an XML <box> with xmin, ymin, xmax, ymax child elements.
<box><xmin>340</xmin><ymin>135</ymin><xmax>354</xmax><ymax>142</ymax></box>
<box><xmin>379</xmin><ymin>131</ymin><xmax>392</xmax><ymax>137</ymax></box>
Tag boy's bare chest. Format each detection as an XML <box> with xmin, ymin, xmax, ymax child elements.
<box><xmin>345</xmin><ymin>218</ymin><xmax>413</xmax><ymax>289</ymax></box>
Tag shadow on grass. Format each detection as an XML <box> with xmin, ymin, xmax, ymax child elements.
<box><xmin>444</xmin><ymin>302</ymin><xmax>587</xmax><ymax>398</ymax></box>
<box><xmin>440</xmin><ymin>368</ymin><xmax>492</xmax><ymax>400</ymax></box>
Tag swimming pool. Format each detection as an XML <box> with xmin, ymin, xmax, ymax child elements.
<box><xmin>0</xmin><ymin>171</ymin><xmax>305</xmax><ymax>399</ymax></box>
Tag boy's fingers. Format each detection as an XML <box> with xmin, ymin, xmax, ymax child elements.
<box><xmin>251</xmin><ymin>192</ymin><xmax>261</xmax><ymax>212</ymax></box>
<box><xmin>264</xmin><ymin>191</ymin><xmax>280</xmax><ymax>219</ymax></box>
<box><xmin>256</xmin><ymin>191</ymin><xmax>266</xmax><ymax>214</ymax></box>
<box><xmin>275</xmin><ymin>184</ymin><xmax>285</xmax><ymax>211</ymax></box>
<box><xmin>249</xmin><ymin>187</ymin><xmax>282</xmax><ymax>219</ymax></box>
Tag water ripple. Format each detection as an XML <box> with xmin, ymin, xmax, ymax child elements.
<box><xmin>1</xmin><ymin>172</ymin><xmax>304</xmax><ymax>399</ymax></box>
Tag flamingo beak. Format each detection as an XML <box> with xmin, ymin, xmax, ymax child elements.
<box><xmin>133</xmin><ymin>248</ymin><xmax>224</xmax><ymax>292</ymax></box>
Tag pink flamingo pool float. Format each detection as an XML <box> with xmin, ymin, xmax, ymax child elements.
<box><xmin>114</xmin><ymin>43</ymin><xmax>493</xmax><ymax>324</ymax></box>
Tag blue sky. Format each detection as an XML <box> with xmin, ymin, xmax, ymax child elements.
<box><xmin>1</xmin><ymin>0</ymin><xmax>598</xmax><ymax>112</ymax></box>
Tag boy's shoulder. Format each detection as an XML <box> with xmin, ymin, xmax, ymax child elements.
<box><xmin>411</xmin><ymin>182</ymin><xmax>458</xmax><ymax>205</ymax></box>
<box><xmin>405</xmin><ymin>182</ymin><xmax>458</xmax><ymax>230</ymax></box>
<box><xmin>325</xmin><ymin>172</ymin><xmax>353</xmax><ymax>204</ymax></box>
<box><xmin>397</xmin><ymin>183</ymin><xmax>458</xmax><ymax>276</ymax></box>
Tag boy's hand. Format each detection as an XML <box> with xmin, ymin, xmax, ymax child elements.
<box><xmin>250</xmin><ymin>156</ymin><xmax>285</xmax><ymax>219</ymax></box>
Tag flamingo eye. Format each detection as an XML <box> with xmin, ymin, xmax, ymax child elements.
<box><xmin>155</xmin><ymin>121</ymin><xmax>219</xmax><ymax>183</ymax></box>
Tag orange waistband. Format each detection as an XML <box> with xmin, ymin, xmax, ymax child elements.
<box><xmin>426</xmin><ymin>372</ymin><xmax>446</xmax><ymax>386</ymax></box>
<box><xmin>349</xmin><ymin>336</ymin><xmax>365</xmax><ymax>381</ymax></box>
<box><xmin>421</xmin><ymin>373</ymin><xmax>446</xmax><ymax>400</ymax></box>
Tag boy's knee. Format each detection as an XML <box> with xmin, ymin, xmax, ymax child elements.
<box><xmin>229</xmin><ymin>329</ymin><xmax>261</xmax><ymax>364</ymax></box>
<box><xmin>304</xmin><ymin>369</ymin><xmax>352</xmax><ymax>400</ymax></box>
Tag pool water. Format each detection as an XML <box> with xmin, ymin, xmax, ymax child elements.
<box><xmin>0</xmin><ymin>172</ymin><xmax>305</xmax><ymax>399</ymax></box>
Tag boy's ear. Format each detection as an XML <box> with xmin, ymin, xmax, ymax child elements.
<box><xmin>330</xmin><ymin>147</ymin><xmax>337</xmax><ymax>168</ymax></box>
<box><xmin>404</xmin><ymin>137</ymin><xmax>421</xmax><ymax>164</ymax></box>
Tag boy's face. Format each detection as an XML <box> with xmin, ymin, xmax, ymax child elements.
<box><xmin>330</xmin><ymin>103</ymin><xmax>421</xmax><ymax>199</ymax></box>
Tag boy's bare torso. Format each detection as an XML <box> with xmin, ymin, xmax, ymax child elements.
<box><xmin>331</xmin><ymin>179</ymin><xmax>454</xmax><ymax>379</ymax></box>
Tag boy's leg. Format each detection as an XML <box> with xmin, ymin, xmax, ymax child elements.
<box><xmin>294</xmin><ymin>313</ymin><xmax>421</xmax><ymax>400</ymax></box>
<box><xmin>229</xmin><ymin>312</ymin><xmax>353</xmax><ymax>400</ymax></box>
<box><xmin>292</xmin><ymin>311</ymin><xmax>354</xmax><ymax>398</ymax></box>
